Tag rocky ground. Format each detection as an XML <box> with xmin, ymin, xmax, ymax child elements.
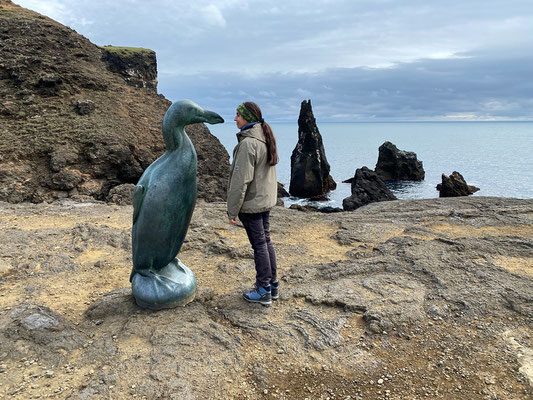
<box><xmin>0</xmin><ymin>196</ymin><xmax>532</xmax><ymax>399</ymax></box>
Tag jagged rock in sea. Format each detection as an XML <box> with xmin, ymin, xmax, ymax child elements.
<box><xmin>289</xmin><ymin>99</ymin><xmax>336</xmax><ymax>198</ymax></box>
<box><xmin>437</xmin><ymin>171</ymin><xmax>480</xmax><ymax>197</ymax></box>
<box><xmin>0</xmin><ymin>0</ymin><xmax>229</xmax><ymax>203</ymax></box>
<box><xmin>343</xmin><ymin>166</ymin><xmax>397</xmax><ymax>211</ymax></box>
<box><xmin>375</xmin><ymin>141</ymin><xmax>425</xmax><ymax>181</ymax></box>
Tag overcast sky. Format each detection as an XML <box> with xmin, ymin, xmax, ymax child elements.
<box><xmin>13</xmin><ymin>0</ymin><xmax>533</xmax><ymax>122</ymax></box>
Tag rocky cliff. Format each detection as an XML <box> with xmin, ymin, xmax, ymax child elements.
<box><xmin>0</xmin><ymin>196</ymin><xmax>532</xmax><ymax>399</ymax></box>
<box><xmin>0</xmin><ymin>0</ymin><xmax>229</xmax><ymax>203</ymax></box>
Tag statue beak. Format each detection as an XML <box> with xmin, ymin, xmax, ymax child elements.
<box><xmin>201</xmin><ymin>109</ymin><xmax>224</xmax><ymax>125</ymax></box>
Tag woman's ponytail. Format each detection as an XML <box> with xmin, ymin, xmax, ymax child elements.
<box><xmin>243</xmin><ymin>102</ymin><xmax>279</xmax><ymax>166</ymax></box>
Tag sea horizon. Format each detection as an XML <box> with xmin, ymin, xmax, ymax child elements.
<box><xmin>209</xmin><ymin>120</ymin><xmax>533</xmax><ymax>208</ymax></box>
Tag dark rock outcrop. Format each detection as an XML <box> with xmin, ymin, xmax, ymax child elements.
<box><xmin>289</xmin><ymin>204</ymin><xmax>343</xmax><ymax>213</ymax></box>
<box><xmin>289</xmin><ymin>100</ymin><xmax>336</xmax><ymax>198</ymax></box>
<box><xmin>277</xmin><ymin>182</ymin><xmax>289</xmax><ymax>198</ymax></box>
<box><xmin>342</xmin><ymin>166</ymin><xmax>397</xmax><ymax>211</ymax></box>
<box><xmin>0</xmin><ymin>1</ymin><xmax>229</xmax><ymax>203</ymax></box>
<box><xmin>186</xmin><ymin>124</ymin><xmax>229</xmax><ymax>202</ymax></box>
<box><xmin>437</xmin><ymin>171</ymin><xmax>480</xmax><ymax>197</ymax></box>
<box><xmin>100</xmin><ymin>46</ymin><xmax>158</xmax><ymax>92</ymax></box>
<box><xmin>375</xmin><ymin>141</ymin><xmax>425</xmax><ymax>181</ymax></box>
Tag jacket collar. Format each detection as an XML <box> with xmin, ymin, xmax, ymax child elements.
<box><xmin>240</xmin><ymin>121</ymin><xmax>260</xmax><ymax>131</ymax></box>
<box><xmin>237</xmin><ymin>123</ymin><xmax>266</xmax><ymax>143</ymax></box>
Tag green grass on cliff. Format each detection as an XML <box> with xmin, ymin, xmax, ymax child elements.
<box><xmin>99</xmin><ymin>45</ymin><xmax>154</xmax><ymax>56</ymax></box>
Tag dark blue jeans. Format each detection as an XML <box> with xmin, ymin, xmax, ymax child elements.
<box><xmin>238</xmin><ymin>211</ymin><xmax>277</xmax><ymax>289</ymax></box>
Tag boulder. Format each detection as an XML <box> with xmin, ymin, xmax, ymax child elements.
<box><xmin>343</xmin><ymin>166</ymin><xmax>397</xmax><ymax>211</ymax></box>
<box><xmin>375</xmin><ymin>141</ymin><xmax>425</xmax><ymax>181</ymax></box>
<box><xmin>437</xmin><ymin>171</ymin><xmax>480</xmax><ymax>197</ymax></box>
<box><xmin>0</xmin><ymin>2</ymin><xmax>229</xmax><ymax>203</ymax></box>
<box><xmin>0</xmin><ymin>303</ymin><xmax>85</xmax><ymax>365</ymax></box>
<box><xmin>289</xmin><ymin>100</ymin><xmax>336</xmax><ymax>198</ymax></box>
<box><xmin>106</xmin><ymin>183</ymin><xmax>135</xmax><ymax>205</ymax></box>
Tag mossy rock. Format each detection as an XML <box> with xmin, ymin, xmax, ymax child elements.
<box><xmin>99</xmin><ymin>45</ymin><xmax>154</xmax><ymax>58</ymax></box>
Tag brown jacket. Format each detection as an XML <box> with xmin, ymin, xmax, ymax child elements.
<box><xmin>227</xmin><ymin>124</ymin><xmax>277</xmax><ymax>219</ymax></box>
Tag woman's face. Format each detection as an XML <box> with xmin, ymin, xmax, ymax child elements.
<box><xmin>234</xmin><ymin>112</ymin><xmax>247</xmax><ymax>129</ymax></box>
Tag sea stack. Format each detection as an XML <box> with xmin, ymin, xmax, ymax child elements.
<box><xmin>343</xmin><ymin>166</ymin><xmax>397</xmax><ymax>211</ymax></box>
<box><xmin>375</xmin><ymin>141</ymin><xmax>425</xmax><ymax>181</ymax></box>
<box><xmin>437</xmin><ymin>171</ymin><xmax>480</xmax><ymax>197</ymax></box>
<box><xmin>289</xmin><ymin>100</ymin><xmax>336</xmax><ymax>198</ymax></box>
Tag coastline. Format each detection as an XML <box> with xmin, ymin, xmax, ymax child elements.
<box><xmin>210</xmin><ymin>121</ymin><xmax>533</xmax><ymax>208</ymax></box>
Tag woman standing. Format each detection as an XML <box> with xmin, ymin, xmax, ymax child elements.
<box><xmin>227</xmin><ymin>102</ymin><xmax>279</xmax><ymax>306</ymax></box>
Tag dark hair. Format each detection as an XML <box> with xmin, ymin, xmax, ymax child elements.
<box><xmin>243</xmin><ymin>101</ymin><xmax>279</xmax><ymax>166</ymax></box>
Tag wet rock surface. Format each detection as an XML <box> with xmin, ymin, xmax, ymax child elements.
<box><xmin>289</xmin><ymin>99</ymin><xmax>336</xmax><ymax>198</ymax></box>
<box><xmin>343</xmin><ymin>166</ymin><xmax>397</xmax><ymax>211</ymax></box>
<box><xmin>0</xmin><ymin>196</ymin><xmax>532</xmax><ymax>399</ymax></box>
<box><xmin>437</xmin><ymin>171</ymin><xmax>480</xmax><ymax>197</ymax></box>
<box><xmin>375</xmin><ymin>141</ymin><xmax>425</xmax><ymax>181</ymax></box>
<box><xmin>0</xmin><ymin>2</ymin><xmax>229</xmax><ymax>204</ymax></box>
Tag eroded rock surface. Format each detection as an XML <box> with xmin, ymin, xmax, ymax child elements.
<box><xmin>100</xmin><ymin>46</ymin><xmax>158</xmax><ymax>92</ymax></box>
<box><xmin>0</xmin><ymin>196</ymin><xmax>532</xmax><ymax>399</ymax></box>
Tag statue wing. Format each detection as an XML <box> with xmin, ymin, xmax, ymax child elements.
<box><xmin>132</xmin><ymin>184</ymin><xmax>146</xmax><ymax>225</ymax></box>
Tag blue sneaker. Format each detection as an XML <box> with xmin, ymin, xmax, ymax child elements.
<box><xmin>271</xmin><ymin>280</ymin><xmax>279</xmax><ymax>300</ymax></box>
<box><xmin>243</xmin><ymin>284</ymin><xmax>272</xmax><ymax>306</ymax></box>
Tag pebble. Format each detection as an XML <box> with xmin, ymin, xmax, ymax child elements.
<box><xmin>378</xmin><ymin>378</ymin><xmax>384</xmax><ymax>384</ymax></box>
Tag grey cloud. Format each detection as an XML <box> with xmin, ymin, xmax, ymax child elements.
<box><xmin>159</xmin><ymin>49</ymin><xmax>533</xmax><ymax>121</ymax></box>
<box><xmin>12</xmin><ymin>0</ymin><xmax>533</xmax><ymax>120</ymax></box>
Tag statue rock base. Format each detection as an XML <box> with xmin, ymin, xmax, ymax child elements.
<box><xmin>131</xmin><ymin>258</ymin><xmax>197</xmax><ymax>310</ymax></box>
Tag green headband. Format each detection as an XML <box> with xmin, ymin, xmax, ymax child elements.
<box><xmin>237</xmin><ymin>104</ymin><xmax>258</xmax><ymax>123</ymax></box>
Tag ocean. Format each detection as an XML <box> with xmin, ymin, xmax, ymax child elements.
<box><xmin>209</xmin><ymin>121</ymin><xmax>533</xmax><ymax>208</ymax></box>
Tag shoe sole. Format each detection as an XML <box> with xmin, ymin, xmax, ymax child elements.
<box><xmin>242</xmin><ymin>294</ymin><xmax>272</xmax><ymax>306</ymax></box>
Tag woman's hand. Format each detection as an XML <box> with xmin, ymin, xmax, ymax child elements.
<box><xmin>229</xmin><ymin>218</ymin><xmax>237</xmax><ymax>225</ymax></box>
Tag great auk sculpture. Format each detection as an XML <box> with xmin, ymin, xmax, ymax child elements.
<box><xmin>130</xmin><ymin>100</ymin><xmax>224</xmax><ymax>309</ymax></box>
